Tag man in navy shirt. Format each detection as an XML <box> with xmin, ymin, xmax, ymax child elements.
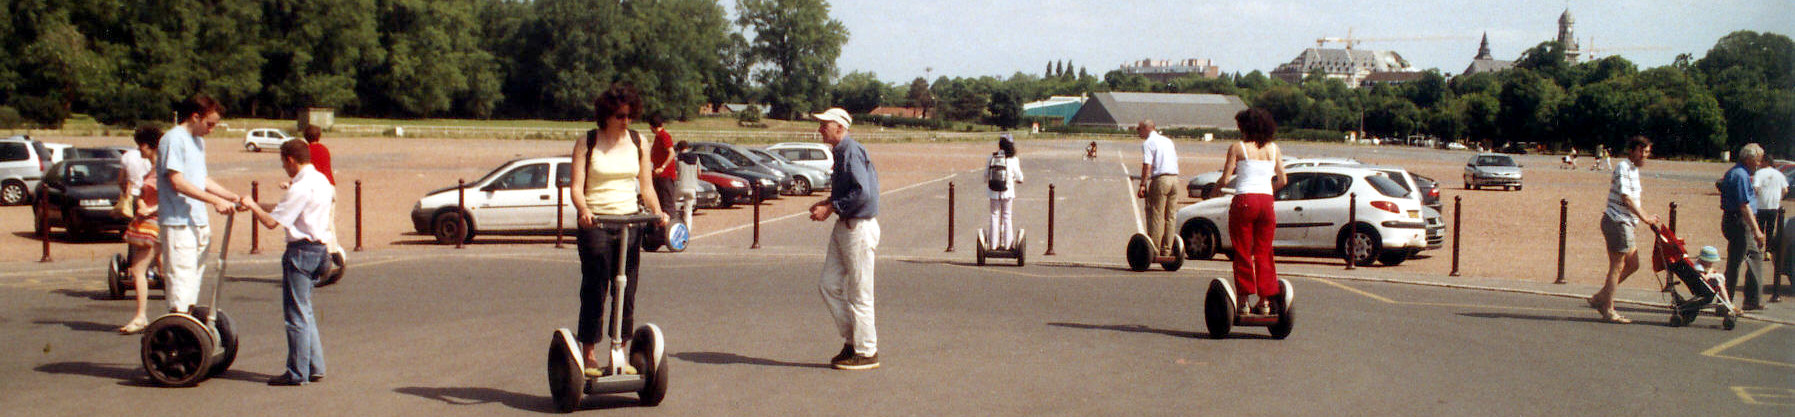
<box><xmin>808</xmin><ymin>108</ymin><xmax>881</xmax><ymax>370</ymax></box>
<box><xmin>1721</xmin><ymin>143</ymin><xmax>1768</xmax><ymax>311</ymax></box>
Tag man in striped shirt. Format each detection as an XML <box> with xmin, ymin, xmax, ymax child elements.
<box><xmin>1588</xmin><ymin>136</ymin><xmax>1660</xmax><ymax>324</ymax></box>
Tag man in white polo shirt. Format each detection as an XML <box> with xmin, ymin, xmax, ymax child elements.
<box><xmin>242</xmin><ymin>139</ymin><xmax>336</xmax><ymax>386</ymax></box>
<box><xmin>157</xmin><ymin>94</ymin><xmax>245</xmax><ymax>314</ymax></box>
<box><xmin>1136</xmin><ymin>120</ymin><xmax>1180</xmax><ymax>257</ymax></box>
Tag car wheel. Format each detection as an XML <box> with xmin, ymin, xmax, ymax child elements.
<box><xmin>792</xmin><ymin>177</ymin><xmax>812</xmax><ymax>196</ymax></box>
<box><xmin>432</xmin><ymin>211</ymin><xmax>472</xmax><ymax>245</ymax></box>
<box><xmin>1182</xmin><ymin>221</ymin><xmax>1217</xmax><ymax>260</ymax></box>
<box><xmin>245</xmin><ymin>142</ymin><xmax>259</xmax><ymax>152</ymax></box>
<box><xmin>0</xmin><ymin>181</ymin><xmax>26</xmax><ymax>206</ymax></box>
<box><xmin>1340</xmin><ymin>225</ymin><xmax>1382</xmax><ymax>267</ymax></box>
<box><xmin>1515</xmin><ymin>184</ymin><xmax>1523</xmax><ymax>191</ymax></box>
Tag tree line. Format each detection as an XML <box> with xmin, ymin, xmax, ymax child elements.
<box><xmin>0</xmin><ymin>0</ymin><xmax>846</xmax><ymax>127</ymax></box>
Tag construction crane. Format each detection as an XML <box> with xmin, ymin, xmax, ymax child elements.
<box><xmin>1581</xmin><ymin>38</ymin><xmax>1670</xmax><ymax>59</ymax></box>
<box><xmin>1315</xmin><ymin>28</ymin><xmax>1474</xmax><ymax>50</ymax></box>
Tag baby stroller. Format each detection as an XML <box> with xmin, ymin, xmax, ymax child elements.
<box><xmin>1648</xmin><ymin>224</ymin><xmax>1738</xmax><ymax>330</ymax></box>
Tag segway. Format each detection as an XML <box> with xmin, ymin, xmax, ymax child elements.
<box><xmin>106</xmin><ymin>247</ymin><xmax>164</xmax><ymax>300</ymax></box>
<box><xmin>640</xmin><ymin>218</ymin><xmax>689</xmax><ymax>253</ymax></box>
<box><xmin>317</xmin><ymin>245</ymin><xmax>347</xmax><ymax>287</ymax></box>
<box><xmin>1125</xmin><ymin>234</ymin><xmax>1185</xmax><ymax>272</ymax></box>
<box><xmin>975</xmin><ymin>229</ymin><xmax>1026</xmax><ymax>266</ymax></box>
<box><xmin>140</xmin><ymin>213</ymin><xmax>240</xmax><ymax>386</ymax></box>
<box><xmin>549</xmin><ymin>213</ymin><xmax>670</xmax><ymax>412</ymax></box>
<box><xmin>1203</xmin><ymin>277</ymin><xmax>1295</xmax><ymax>339</ymax></box>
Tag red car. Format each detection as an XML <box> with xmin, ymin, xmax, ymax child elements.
<box><xmin>696</xmin><ymin>171</ymin><xmax>754</xmax><ymax>208</ymax></box>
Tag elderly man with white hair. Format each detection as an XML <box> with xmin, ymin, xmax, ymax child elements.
<box><xmin>1721</xmin><ymin>143</ymin><xmax>1768</xmax><ymax>311</ymax></box>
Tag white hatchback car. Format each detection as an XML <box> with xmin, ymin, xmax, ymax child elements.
<box><xmin>244</xmin><ymin>128</ymin><xmax>297</xmax><ymax>152</ymax></box>
<box><xmin>410</xmin><ymin>156</ymin><xmax>580</xmax><ymax>244</ymax></box>
<box><xmin>1174</xmin><ymin>166</ymin><xmax>1430</xmax><ymax>267</ymax></box>
<box><xmin>765</xmin><ymin>142</ymin><xmax>833</xmax><ymax>177</ymax></box>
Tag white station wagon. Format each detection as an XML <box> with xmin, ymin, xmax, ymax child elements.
<box><xmin>1174</xmin><ymin>166</ymin><xmax>1431</xmax><ymax>267</ymax></box>
<box><xmin>244</xmin><ymin>128</ymin><xmax>297</xmax><ymax>152</ymax></box>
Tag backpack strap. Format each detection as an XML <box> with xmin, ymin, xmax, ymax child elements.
<box><xmin>583</xmin><ymin>128</ymin><xmax>646</xmax><ymax>176</ymax></box>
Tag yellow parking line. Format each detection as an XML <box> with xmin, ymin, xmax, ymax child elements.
<box><xmin>1702</xmin><ymin>324</ymin><xmax>1793</xmax><ymax>369</ymax></box>
<box><xmin>1306</xmin><ymin>277</ymin><xmax>1397</xmax><ymax>304</ymax></box>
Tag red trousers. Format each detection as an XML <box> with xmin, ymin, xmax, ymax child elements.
<box><xmin>1228</xmin><ymin>194</ymin><xmax>1279</xmax><ymax>297</ymax></box>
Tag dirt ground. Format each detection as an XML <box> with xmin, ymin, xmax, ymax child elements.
<box><xmin>0</xmin><ymin>131</ymin><xmax>1751</xmax><ymax>296</ymax></box>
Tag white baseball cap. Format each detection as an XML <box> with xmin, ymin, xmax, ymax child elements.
<box><xmin>811</xmin><ymin>108</ymin><xmax>852</xmax><ymax>129</ymax></box>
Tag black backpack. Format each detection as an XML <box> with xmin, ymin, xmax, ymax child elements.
<box><xmin>987</xmin><ymin>153</ymin><xmax>1009</xmax><ymax>192</ymax></box>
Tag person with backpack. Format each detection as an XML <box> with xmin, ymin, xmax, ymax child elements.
<box><xmin>987</xmin><ymin>134</ymin><xmax>1024</xmax><ymax>249</ymax></box>
<box><xmin>567</xmin><ymin>83</ymin><xmax>669</xmax><ymax>376</ymax></box>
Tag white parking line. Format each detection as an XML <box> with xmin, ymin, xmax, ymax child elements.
<box><xmin>690</xmin><ymin>170</ymin><xmax>970</xmax><ymax>241</ymax></box>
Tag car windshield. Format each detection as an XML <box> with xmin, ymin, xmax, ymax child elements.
<box><xmin>1475</xmin><ymin>155</ymin><xmax>1516</xmax><ymax>167</ymax></box>
<box><xmin>1372</xmin><ymin>170</ymin><xmax>1412</xmax><ymax>192</ymax></box>
<box><xmin>699</xmin><ymin>153</ymin><xmax>739</xmax><ymax>170</ymax></box>
<box><xmin>757</xmin><ymin>150</ymin><xmax>794</xmax><ymax>164</ymax></box>
<box><xmin>748</xmin><ymin>150</ymin><xmax>776</xmax><ymax>164</ymax></box>
<box><xmin>1367</xmin><ymin>174</ymin><xmax>1410</xmax><ymax>198</ymax></box>
<box><xmin>64</xmin><ymin>161</ymin><xmax>122</xmax><ymax>186</ymax></box>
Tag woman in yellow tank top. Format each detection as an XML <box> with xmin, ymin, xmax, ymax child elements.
<box><xmin>568</xmin><ymin>83</ymin><xmax>668</xmax><ymax>375</ymax></box>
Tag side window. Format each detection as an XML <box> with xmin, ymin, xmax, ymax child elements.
<box><xmin>1310</xmin><ymin>174</ymin><xmax>1351</xmax><ymax>199</ymax></box>
<box><xmin>555</xmin><ymin>163</ymin><xmax>572</xmax><ymax>187</ymax></box>
<box><xmin>1275</xmin><ymin>173</ymin><xmax>1314</xmax><ymax>201</ymax></box>
<box><xmin>806</xmin><ymin>149</ymin><xmax>826</xmax><ymax>161</ymax></box>
<box><xmin>0</xmin><ymin>143</ymin><xmax>24</xmax><ymax>162</ymax></box>
<box><xmin>777</xmin><ymin>149</ymin><xmax>804</xmax><ymax>161</ymax></box>
<box><xmin>494</xmin><ymin>163</ymin><xmax>549</xmax><ymax>190</ymax></box>
<box><xmin>723</xmin><ymin>151</ymin><xmax>754</xmax><ymax>167</ymax></box>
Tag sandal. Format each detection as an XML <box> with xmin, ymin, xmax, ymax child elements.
<box><xmin>1601</xmin><ymin>311</ymin><xmax>1632</xmax><ymax>324</ymax></box>
<box><xmin>117</xmin><ymin>319</ymin><xmax>149</xmax><ymax>335</ymax></box>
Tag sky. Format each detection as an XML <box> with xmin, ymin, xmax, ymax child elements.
<box><xmin>727</xmin><ymin>0</ymin><xmax>1793</xmax><ymax>83</ymax></box>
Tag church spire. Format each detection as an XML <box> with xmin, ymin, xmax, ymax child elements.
<box><xmin>1475</xmin><ymin>32</ymin><xmax>1492</xmax><ymax>60</ymax></box>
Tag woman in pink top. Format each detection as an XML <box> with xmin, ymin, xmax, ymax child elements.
<box><xmin>1210</xmin><ymin>109</ymin><xmax>1288</xmax><ymax>314</ymax></box>
<box><xmin>118</xmin><ymin>127</ymin><xmax>163</xmax><ymax>334</ymax></box>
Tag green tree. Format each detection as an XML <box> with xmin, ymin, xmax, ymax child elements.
<box><xmin>359</xmin><ymin>0</ymin><xmax>502</xmax><ymax>118</ymax></box>
<box><xmin>1103</xmin><ymin>70</ymin><xmax>1150</xmax><ymax>92</ymax></box>
<box><xmin>905</xmin><ymin>77</ymin><xmax>932</xmax><ymax>117</ymax></box>
<box><xmin>1697</xmin><ymin>31</ymin><xmax>1795</xmax><ymax>154</ymax></box>
<box><xmin>832</xmin><ymin>71</ymin><xmax>885</xmax><ymax>114</ymax></box>
<box><xmin>736</xmin><ymin>0</ymin><xmax>849</xmax><ymax>120</ymax></box>
<box><xmin>1496</xmin><ymin>69</ymin><xmax>1565</xmax><ymax>142</ymax></box>
<box><xmin>985</xmin><ymin>90</ymin><xmax>1021</xmax><ymax>129</ymax></box>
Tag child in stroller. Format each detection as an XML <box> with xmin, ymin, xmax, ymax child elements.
<box><xmin>1651</xmin><ymin>225</ymin><xmax>1741</xmax><ymax>330</ymax></box>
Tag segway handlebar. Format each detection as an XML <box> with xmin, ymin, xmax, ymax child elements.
<box><xmin>590</xmin><ymin>212</ymin><xmax>663</xmax><ymax>227</ymax></box>
<box><xmin>206</xmin><ymin>212</ymin><xmax>236</xmax><ymax>324</ymax></box>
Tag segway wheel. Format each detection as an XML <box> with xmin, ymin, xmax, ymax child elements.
<box><xmin>1016</xmin><ymin>234</ymin><xmax>1027</xmax><ymax>267</ymax></box>
<box><xmin>976</xmin><ymin>231</ymin><xmax>987</xmax><ymax>266</ymax></box>
<box><xmin>641</xmin><ymin>224</ymin><xmax>665</xmax><ymax>252</ymax></box>
<box><xmin>547</xmin><ymin>330</ymin><xmax>584</xmax><ymax>413</ymax></box>
<box><xmin>1161</xmin><ymin>236</ymin><xmax>1186</xmax><ymax>271</ymax></box>
<box><xmin>666</xmin><ymin>223</ymin><xmax>689</xmax><ymax>252</ymax></box>
<box><xmin>1668</xmin><ymin>313</ymin><xmax>1685</xmax><ymax>327</ymax></box>
<box><xmin>1126</xmin><ymin>234</ymin><xmax>1154</xmax><ymax>272</ymax></box>
<box><xmin>629</xmin><ymin>324</ymin><xmax>669</xmax><ymax>407</ymax></box>
<box><xmin>1269</xmin><ymin>279</ymin><xmax>1295</xmax><ymax>339</ymax></box>
<box><xmin>107</xmin><ymin>254</ymin><xmax>126</xmax><ymax>299</ymax></box>
<box><xmin>1204</xmin><ymin>280</ymin><xmax>1234</xmax><ymax>339</ymax></box>
<box><xmin>141</xmin><ymin>315</ymin><xmax>216</xmax><ymax>386</ymax></box>
<box><xmin>318</xmin><ymin>250</ymin><xmax>347</xmax><ymax>287</ymax></box>
<box><xmin>190</xmin><ymin>306</ymin><xmax>239</xmax><ymax>378</ymax></box>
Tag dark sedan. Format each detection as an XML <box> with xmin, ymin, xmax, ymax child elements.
<box><xmin>689</xmin><ymin>151</ymin><xmax>780</xmax><ymax>202</ymax></box>
<box><xmin>33</xmin><ymin>158</ymin><xmax>129</xmax><ymax>237</ymax></box>
<box><xmin>688</xmin><ymin>142</ymin><xmax>792</xmax><ymax>194</ymax></box>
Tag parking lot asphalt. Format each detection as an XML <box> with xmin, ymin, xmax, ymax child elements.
<box><xmin>3</xmin><ymin>140</ymin><xmax>1791</xmax><ymax>415</ymax></box>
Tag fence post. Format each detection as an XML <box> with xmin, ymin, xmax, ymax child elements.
<box><xmin>1668</xmin><ymin>202</ymin><xmax>1678</xmax><ymax>234</ymax></box>
<box><xmin>354</xmin><ymin>180</ymin><xmax>364</xmax><ymax>252</ymax></box>
<box><xmin>555</xmin><ymin>184</ymin><xmax>565</xmax><ymax>249</ymax></box>
<box><xmin>1450</xmin><ymin>195</ymin><xmax>1462</xmax><ymax>277</ymax></box>
<box><xmin>1345</xmin><ymin>193</ymin><xmax>1357</xmax><ymax>270</ymax></box>
<box><xmin>1046</xmin><ymin>183</ymin><xmax>1056</xmax><ymax>256</ymax></box>
<box><xmin>456</xmin><ymin>179</ymin><xmax>466</xmax><ymax>250</ymax></box>
<box><xmin>946</xmin><ymin>182</ymin><xmax>955</xmax><ymax>252</ymax></box>
<box><xmin>249</xmin><ymin>181</ymin><xmax>261</xmax><ymax>254</ymax></box>
<box><xmin>1555</xmin><ymin>199</ymin><xmax>1568</xmax><ymax>284</ymax></box>
<box><xmin>38</xmin><ymin>188</ymin><xmax>51</xmax><ymax>263</ymax></box>
<box><xmin>751</xmin><ymin>185</ymin><xmax>761</xmax><ymax>249</ymax></box>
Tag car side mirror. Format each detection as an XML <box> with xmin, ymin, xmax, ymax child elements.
<box><xmin>1466</xmin><ymin>163</ymin><xmax>1474</xmax><ymax>168</ymax></box>
<box><xmin>480</xmin><ymin>183</ymin><xmax>499</xmax><ymax>192</ymax></box>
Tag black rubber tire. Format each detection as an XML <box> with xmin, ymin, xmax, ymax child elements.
<box><xmin>1183</xmin><ymin>222</ymin><xmax>1217</xmax><ymax>260</ymax></box>
<box><xmin>630</xmin><ymin>326</ymin><xmax>669</xmax><ymax>406</ymax></box>
<box><xmin>792</xmin><ymin>177</ymin><xmax>812</xmax><ymax>196</ymax></box>
<box><xmin>641</xmin><ymin>224</ymin><xmax>665</xmax><ymax>252</ymax></box>
<box><xmin>433</xmin><ymin>211</ymin><xmax>472</xmax><ymax>245</ymax></box>
<box><xmin>1269</xmin><ymin>282</ymin><xmax>1294</xmax><ymax>339</ymax></box>
<box><xmin>191</xmin><ymin>307</ymin><xmax>238</xmax><ymax>378</ymax></box>
<box><xmin>1016</xmin><ymin>238</ymin><xmax>1026</xmax><ymax>267</ymax></box>
<box><xmin>245</xmin><ymin>142</ymin><xmax>260</xmax><ymax>152</ymax></box>
<box><xmin>317</xmin><ymin>251</ymin><xmax>346</xmax><ymax>287</ymax></box>
<box><xmin>547</xmin><ymin>331</ymin><xmax>582</xmax><ymax>413</ymax></box>
<box><xmin>1162</xmin><ymin>236</ymin><xmax>1186</xmax><ymax>271</ymax></box>
<box><xmin>1340</xmin><ymin>225</ymin><xmax>1382</xmax><ymax>267</ymax></box>
<box><xmin>0</xmin><ymin>181</ymin><xmax>26</xmax><ymax>206</ymax></box>
<box><xmin>1378</xmin><ymin>251</ymin><xmax>1409</xmax><ymax>266</ymax></box>
<box><xmin>1515</xmin><ymin>184</ymin><xmax>1523</xmax><ymax>191</ymax></box>
<box><xmin>1126</xmin><ymin>234</ymin><xmax>1153</xmax><ymax>272</ymax></box>
<box><xmin>1723</xmin><ymin>316</ymin><xmax>1736</xmax><ymax>331</ymax></box>
<box><xmin>108</xmin><ymin>254</ymin><xmax>126</xmax><ymax>299</ymax></box>
<box><xmin>1204</xmin><ymin>280</ymin><xmax>1234</xmax><ymax>339</ymax></box>
<box><xmin>1668</xmin><ymin>313</ymin><xmax>1685</xmax><ymax>327</ymax></box>
<box><xmin>976</xmin><ymin>233</ymin><xmax>987</xmax><ymax>266</ymax></box>
<box><xmin>141</xmin><ymin>315</ymin><xmax>215</xmax><ymax>387</ymax></box>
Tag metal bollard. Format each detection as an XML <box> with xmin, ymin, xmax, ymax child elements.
<box><xmin>250</xmin><ymin>181</ymin><xmax>261</xmax><ymax>254</ymax></box>
<box><xmin>751</xmin><ymin>185</ymin><xmax>761</xmax><ymax>249</ymax></box>
<box><xmin>1450</xmin><ymin>195</ymin><xmax>1462</xmax><ymax>277</ymax></box>
<box><xmin>456</xmin><ymin>179</ymin><xmax>466</xmax><ymax>250</ymax></box>
<box><xmin>1668</xmin><ymin>202</ymin><xmax>1678</xmax><ymax>234</ymax></box>
<box><xmin>1046</xmin><ymin>183</ymin><xmax>1056</xmax><ymax>256</ymax></box>
<box><xmin>354</xmin><ymin>180</ymin><xmax>364</xmax><ymax>252</ymax></box>
<box><xmin>1555</xmin><ymin>199</ymin><xmax>1567</xmax><ymax>284</ymax></box>
<box><xmin>946</xmin><ymin>182</ymin><xmax>955</xmax><ymax>252</ymax></box>
<box><xmin>1345</xmin><ymin>193</ymin><xmax>1357</xmax><ymax>270</ymax></box>
<box><xmin>38</xmin><ymin>188</ymin><xmax>51</xmax><ymax>263</ymax></box>
<box><xmin>555</xmin><ymin>184</ymin><xmax>565</xmax><ymax>249</ymax></box>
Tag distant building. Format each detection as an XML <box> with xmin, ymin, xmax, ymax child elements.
<box><xmin>1270</xmin><ymin>48</ymin><xmax>1415</xmax><ymax>87</ymax></box>
<box><xmin>1462</xmin><ymin>32</ymin><xmax>1515</xmax><ymax>76</ymax></box>
<box><xmin>1067</xmin><ymin>92</ymin><xmax>1247</xmax><ymax>130</ymax></box>
<box><xmin>1022</xmin><ymin>96</ymin><xmax>1085</xmax><ymax>125</ymax></box>
<box><xmin>699</xmin><ymin>103</ymin><xmax>764</xmax><ymax>116</ymax></box>
<box><xmin>1119</xmin><ymin>58</ymin><xmax>1222</xmax><ymax>83</ymax></box>
<box><xmin>1557</xmin><ymin>9</ymin><xmax>1583</xmax><ymax>64</ymax></box>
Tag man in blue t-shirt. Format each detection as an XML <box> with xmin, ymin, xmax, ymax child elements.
<box><xmin>157</xmin><ymin>94</ymin><xmax>245</xmax><ymax>313</ymax></box>
<box><xmin>1720</xmin><ymin>143</ymin><xmax>1768</xmax><ymax>311</ymax></box>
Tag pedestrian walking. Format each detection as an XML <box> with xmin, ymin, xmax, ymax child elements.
<box><xmin>1721</xmin><ymin>143</ymin><xmax>1768</xmax><ymax>311</ymax></box>
<box><xmin>568</xmin><ymin>84</ymin><xmax>668</xmax><ymax>376</ymax></box>
<box><xmin>239</xmin><ymin>140</ymin><xmax>334</xmax><ymax>386</ymax></box>
<box><xmin>1752</xmin><ymin>152</ymin><xmax>1787</xmax><ymax>304</ymax></box>
<box><xmin>156</xmin><ymin>94</ymin><xmax>244</xmax><ymax>314</ymax></box>
<box><xmin>649</xmin><ymin>114</ymin><xmax>678</xmax><ymax>219</ymax></box>
<box><xmin>116</xmin><ymin>126</ymin><xmax>163</xmax><ymax>334</ymax></box>
<box><xmin>674</xmin><ymin>141</ymin><xmax>698</xmax><ymax>226</ymax></box>
<box><xmin>1588</xmin><ymin>136</ymin><xmax>1660</xmax><ymax>324</ymax></box>
<box><xmin>1135</xmin><ymin>120</ymin><xmax>1180</xmax><ymax>257</ymax></box>
<box><xmin>807</xmin><ymin>107</ymin><xmax>881</xmax><ymax>370</ymax></box>
<box><xmin>1211</xmin><ymin>109</ymin><xmax>1288</xmax><ymax>314</ymax></box>
<box><xmin>987</xmin><ymin>134</ymin><xmax>1024</xmax><ymax>249</ymax></box>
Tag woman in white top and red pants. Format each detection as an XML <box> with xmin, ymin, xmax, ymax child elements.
<box><xmin>1211</xmin><ymin>109</ymin><xmax>1288</xmax><ymax>314</ymax></box>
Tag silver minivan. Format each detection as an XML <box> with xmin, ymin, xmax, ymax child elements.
<box><xmin>0</xmin><ymin>135</ymin><xmax>52</xmax><ymax>205</ymax></box>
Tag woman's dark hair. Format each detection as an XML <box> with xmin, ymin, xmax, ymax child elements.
<box><xmin>998</xmin><ymin>135</ymin><xmax>1016</xmax><ymax>157</ymax></box>
<box><xmin>173</xmin><ymin>94</ymin><xmax>222</xmax><ymax>123</ymax></box>
<box><xmin>594</xmin><ymin>83</ymin><xmax>643</xmax><ymax>129</ymax></box>
<box><xmin>648</xmin><ymin>113</ymin><xmax>665</xmax><ymax>128</ymax></box>
<box><xmin>1626</xmin><ymin>135</ymin><xmax>1652</xmax><ymax>151</ymax></box>
<box><xmin>1235</xmin><ymin>108</ymin><xmax>1277</xmax><ymax>146</ymax></box>
<box><xmin>133</xmin><ymin>126</ymin><xmax>164</xmax><ymax>149</ymax></box>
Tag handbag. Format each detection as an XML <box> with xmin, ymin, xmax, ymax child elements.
<box><xmin>110</xmin><ymin>192</ymin><xmax>136</xmax><ymax>219</ymax></box>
